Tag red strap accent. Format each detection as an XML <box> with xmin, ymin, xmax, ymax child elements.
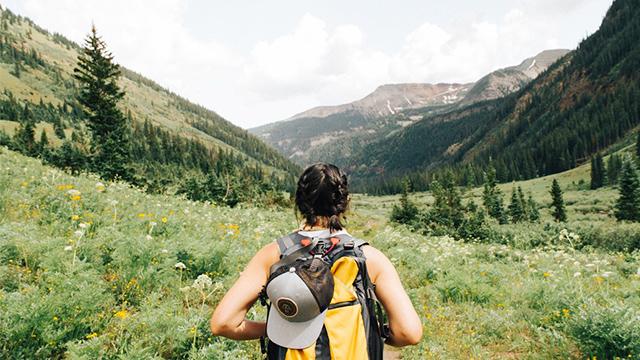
<box><xmin>300</xmin><ymin>238</ymin><xmax>311</xmax><ymax>246</ymax></box>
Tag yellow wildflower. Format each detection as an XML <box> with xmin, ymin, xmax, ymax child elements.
<box><xmin>137</xmin><ymin>213</ymin><xmax>146</xmax><ymax>219</ymax></box>
<box><xmin>543</xmin><ymin>272</ymin><xmax>551</xmax><ymax>278</ymax></box>
<box><xmin>161</xmin><ymin>217</ymin><xmax>168</xmax><ymax>223</ymax></box>
<box><xmin>85</xmin><ymin>332</ymin><xmax>98</xmax><ymax>339</ymax></box>
<box><xmin>53</xmin><ymin>316</ymin><xmax>59</xmax><ymax>321</ymax></box>
<box><xmin>71</xmin><ymin>215</ymin><xmax>80</xmax><ymax>221</ymax></box>
<box><xmin>114</xmin><ymin>309</ymin><xmax>129</xmax><ymax>319</ymax></box>
<box><xmin>562</xmin><ymin>309</ymin><xmax>570</xmax><ymax>318</ymax></box>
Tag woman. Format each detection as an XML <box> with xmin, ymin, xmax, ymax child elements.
<box><xmin>210</xmin><ymin>163</ymin><xmax>422</xmax><ymax>357</ymax></box>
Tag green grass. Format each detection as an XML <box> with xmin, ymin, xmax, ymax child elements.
<box><xmin>1</xmin><ymin>147</ymin><xmax>639</xmax><ymax>359</ymax></box>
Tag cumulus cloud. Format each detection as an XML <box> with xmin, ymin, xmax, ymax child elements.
<box><xmin>2</xmin><ymin>0</ymin><xmax>611</xmax><ymax>128</ymax></box>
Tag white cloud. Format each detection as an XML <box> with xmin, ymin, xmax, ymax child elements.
<box><xmin>2</xmin><ymin>0</ymin><xmax>611</xmax><ymax>128</ymax></box>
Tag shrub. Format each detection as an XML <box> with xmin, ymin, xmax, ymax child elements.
<box><xmin>566</xmin><ymin>300</ymin><xmax>640</xmax><ymax>359</ymax></box>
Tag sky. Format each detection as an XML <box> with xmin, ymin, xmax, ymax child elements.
<box><xmin>2</xmin><ymin>0</ymin><xmax>613</xmax><ymax>129</ymax></box>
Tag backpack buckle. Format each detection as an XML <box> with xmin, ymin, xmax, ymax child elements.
<box><xmin>344</xmin><ymin>240</ymin><xmax>354</xmax><ymax>249</ymax></box>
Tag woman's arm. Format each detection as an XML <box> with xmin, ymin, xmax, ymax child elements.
<box><xmin>210</xmin><ymin>241</ymin><xmax>280</xmax><ymax>340</ymax></box>
<box><xmin>362</xmin><ymin>245</ymin><xmax>423</xmax><ymax>346</ymax></box>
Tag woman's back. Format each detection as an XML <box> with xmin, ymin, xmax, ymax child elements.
<box><xmin>210</xmin><ymin>163</ymin><xmax>422</xmax><ymax>359</ymax></box>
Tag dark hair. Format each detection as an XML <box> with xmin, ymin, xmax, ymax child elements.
<box><xmin>295</xmin><ymin>163</ymin><xmax>350</xmax><ymax>233</ymax></box>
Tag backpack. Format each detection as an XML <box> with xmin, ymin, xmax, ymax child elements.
<box><xmin>259</xmin><ymin>231</ymin><xmax>390</xmax><ymax>360</ymax></box>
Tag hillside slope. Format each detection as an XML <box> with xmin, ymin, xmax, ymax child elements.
<box><xmin>349</xmin><ymin>0</ymin><xmax>639</xmax><ymax>193</ymax></box>
<box><xmin>0</xmin><ymin>5</ymin><xmax>299</xmax><ymax>180</ymax></box>
<box><xmin>250</xmin><ymin>50</ymin><xmax>567</xmax><ymax>166</ymax></box>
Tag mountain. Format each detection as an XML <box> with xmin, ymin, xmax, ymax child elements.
<box><xmin>250</xmin><ymin>49</ymin><xmax>568</xmax><ymax>165</ymax></box>
<box><xmin>348</xmin><ymin>0</ymin><xmax>640</xmax><ymax>194</ymax></box>
<box><xmin>0</xmin><ymin>5</ymin><xmax>300</xmax><ymax>189</ymax></box>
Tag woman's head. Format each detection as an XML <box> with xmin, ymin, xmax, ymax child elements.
<box><xmin>295</xmin><ymin>163</ymin><xmax>350</xmax><ymax>232</ymax></box>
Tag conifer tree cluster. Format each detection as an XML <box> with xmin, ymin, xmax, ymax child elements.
<box><xmin>507</xmin><ymin>186</ymin><xmax>538</xmax><ymax>223</ymax></box>
<box><xmin>0</xmin><ymin>23</ymin><xmax>298</xmax><ymax>206</ymax></box>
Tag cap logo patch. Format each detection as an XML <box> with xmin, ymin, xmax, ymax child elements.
<box><xmin>276</xmin><ymin>297</ymin><xmax>298</xmax><ymax>317</ymax></box>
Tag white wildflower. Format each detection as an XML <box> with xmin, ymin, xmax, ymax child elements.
<box><xmin>573</xmin><ymin>272</ymin><xmax>581</xmax><ymax>277</ymax></box>
<box><xmin>146</xmin><ymin>235</ymin><xmax>153</xmax><ymax>241</ymax></box>
<box><xmin>193</xmin><ymin>274</ymin><xmax>213</xmax><ymax>290</ymax></box>
<box><xmin>149</xmin><ymin>221</ymin><xmax>157</xmax><ymax>227</ymax></box>
<box><xmin>74</xmin><ymin>230</ymin><xmax>84</xmax><ymax>238</ymax></box>
<box><xmin>175</xmin><ymin>262</ymin><xmax>186</xmax><ymax>270</ymax></box>
<box><xmin>161</xmin><ymin>249</ymin><xmax>169</xmax><ymax>254</ymax></box>
<box><xmin>95</xmin><ymin>182</ymin><xmax>106</xmax><ymax>192</ymax></box>
<box><xmin>79</xmin><ymin>222</ymin><xmax>89</xmax><ymax>229</ymax></box>
<box><xmin>67</xmin><ymin>189</ymin><xmax>81</xmax><ymax>197</ymax></box>
<box><xmin>64</xmin><ymin>245</ymin><xmax>73</xmax><ymax>252</ymax></box>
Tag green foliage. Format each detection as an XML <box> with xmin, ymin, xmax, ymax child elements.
<box><xmin>590</xmin><ymin>153</ymin><xmax>605</xmax><ymax>189</ymax></box>
<box><xmin>390</xmin><ymin>178</ymin><xmax>419</xmax><ymax>226</ymax></box>
<box><xmin>607</xmin><ymin>153</ymin><xmax>623</xmax><ymax>186</ymax></box>
<box><xmin>565</xmin><ymin>299</ymin><xmax>640</xmax><ymax>359</ymax></box>
<box><xmin>482</xmin><ymin>166</ymin><xmax>508</xmax><ymax>224</ymax></box>
<box><xmin>550</xmin><ymin>179</ymin><xmax>567</xmax><ymax>222</ymax></box>
<box><xmin>614</xmin><ymin>158</ymin><xmax>640</xmax><ymax>221</ymax></box>
<box><xmin>508</xmin><ymin>187</ymin><xmax>526</xmax><ymax>223</ymax></box>
<box><xmin>527</xmin><ymin>192</ymin><xmax>540</xmax><ymax>222</ymax></box>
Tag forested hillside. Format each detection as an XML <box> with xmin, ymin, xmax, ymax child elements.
<box><xmin>0</xmin><ymin>5</ymin><xmax>300</xmax><ymax>203</ymax></box>
<box><xmin>349</xmin><ymin>0</ymin><xmax>640</xmax><ymax>195</ymax></box>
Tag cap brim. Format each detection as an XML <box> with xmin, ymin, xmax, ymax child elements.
<box><xmin>267</xmin><ymin>307</ymin><xmax>327</xmax><ymax>349</ymax></box>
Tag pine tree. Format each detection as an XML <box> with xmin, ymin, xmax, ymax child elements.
<box><xmin>36</xmin><ymin>129</ymin><xmax>49</xmax><ymax>156</ymax></box>
<box><xmin>550</xmin><ymin>179</ymin><xmax>567</xmax><ymax>222</ymax></box>
<box><xmin>13</xmin><ymin>106</ymin><xmax>36</xmax><ymax>156</ymax></box>
<box><xmin>482</xmin><ymin>165</ymin><xmax>508</xmax><ymax>224</ymax></box>
<box><xmin>508</xmin><ymin>187</ymin><xmax>526</xmax><ymax>222</ymax></box>
<box><xmin>527</xmin><ymin>192</ymin><xmax>540</xmax><ymax>222</ymax></box>
<box><xmin>73</xmin><ymin>25</ymin><xmax>132</xmax><ymax>181</ymax></box>
<box><xmin>614</xmin><ymin>159</ymin><xmax>640</xmax><ymax>221</ymax></box>
<box><xmin>607</xmin><ymin>154</ymin><xmax>623</xmax><ymax>185</ymax></box>
<box><xmin>636</xmin><ymin>132</ymin><xmax>640</xmax><ymax>160</ymax></box>
<box><xmin>590</xmin><ymin>153</ymin><xmax>605</xmax><ymax>189</ymax></box>
<box><xmin>390</xmin><ymin>178</ymin><xmax>420</xmax><ymax>225</ymax></box>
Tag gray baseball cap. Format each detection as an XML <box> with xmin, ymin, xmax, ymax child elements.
<box><xmin>266</xmin><ymin>257</ymin><xmax>334</xmax><ymax>349</ymax></box>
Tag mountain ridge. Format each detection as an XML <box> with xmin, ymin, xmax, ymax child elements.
<box><xmin>250</xmin><ymin>48</ymin><xmax>569</xmax><ymax>165</ymax></box>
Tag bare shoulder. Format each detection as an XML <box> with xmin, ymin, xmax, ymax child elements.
<box><xmin>242</xmin><ymin>241</ymin><xmax>280</xmax><ymax>274</ymax></box>
<box><xmin>360</xmin><ymin>244</ymin><xmax>393</xmax><ymax>284</ymax></box>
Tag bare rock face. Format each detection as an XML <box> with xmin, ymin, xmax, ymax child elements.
<box><xmin>461</xmin><ymin>49</ymin><xmax>570</xmax><ymax>105</ymax></box>
<box><xmin>288</xmin><ymin>83</ymin><xmax>473</xmax><ymax>121</ymax></box>
<box><xmin>250</xmin><ymin>49</ymin><xmax>570</xmax><ymax>165</ymax></box>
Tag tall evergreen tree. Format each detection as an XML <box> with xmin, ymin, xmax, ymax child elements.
<box><xmin>73</xmin><ymin>25</ymin><xmax>132</xmax><ymax>181</ymax></box>
<box><xmin>550</xmin><ymin>179</ymin><xmax>567</xmax><ymax>222</ymax></box>
<box><xmin>482</xmin><ymin>165</ymin><xmax>508</xmax><ymax>224</ymax></box>
<box><xmin>590</xmin><ymin>153</ymin><xmax>606</xmax><ymax>189</ymax></box>
<box><xmin>614</xmin><ymin>159</ymin><xmax>640</xmax><ymax>221</ymax></box>
<box><xmin>527</xmin><ymin>192</ymin><xmax>540</xmax><ymax>222</ymax></box>
<box><xmin>390</xmin><ymin>177</ymin><xmax>419</xmax><ymax>225</ymax></box>
<box><xmin>13</xmin><ymin>107</ymin><xmax>36</xmax><ymax>156</ymax></box>
<box><xmin>607</xmin><ymin>154</ymin><xmax>623</xmax><ymax>185</ymax></box>
<box><xmin>508</xmin><ymin>187</ymin><xmax>526</xmax><ymax>222</ymax></box>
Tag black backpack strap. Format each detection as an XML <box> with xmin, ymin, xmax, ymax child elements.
<box><xmin>270</xmin><ymin>232</ymin><xmax>318</xmax><ymax>274</ymax></box>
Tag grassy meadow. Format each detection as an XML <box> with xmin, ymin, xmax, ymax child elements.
<box><xmin>1</xmin><ymin>146</ymin><xmax>639</xmax><ymax>359</ymax></box>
